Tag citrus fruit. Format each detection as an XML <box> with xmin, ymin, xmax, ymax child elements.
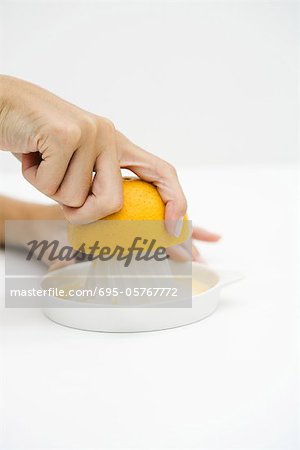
<box><xmin>68</xmin><ymin>177</ymin><xmax>191</xmax><ymax>254</ymax></box>
<box><xmin>105</xmin><ymin>178</ymin><xmax>165</xmax><ymax>221</ymax></box>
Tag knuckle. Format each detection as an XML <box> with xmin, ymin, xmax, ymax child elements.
<box><xmin>50</xmin><ymin>122</ymin><xmax>81</xmax><ymax>149</ymax></box>
<box><xmin>39</xmin><ymin>183</ymin><xmax>58</xmax><ymax>197</ymax></box>
<box><xmin>58</xmin><ymin>191</ymin><xmax>87</xmax><ymax>209</ymax></box>
<box><xmin>178</xmin><ymin>197</ymin><xmax>188</xmax><ymax>216</ymax></box>
<box><xmin>110</xmin><ymin>197</ymin><xmax>123</xmax><ymax>213</ymax></box>
<box><xmin>81</xmin><ymin>114</ymin><xmax>98</xmax><ymax>137</ymax></box>
<box><xmin>162</xmin><ymin>161</ymin><xmax>177</xmax><ymax>178</ymax></box>
<box><xmin>63</xmin><ymin>198</ymin><xmax>85</xmax><ymax>208</ymax></box>
<box><xmin>98</xmin><ymin>116</ymin><xmax>115</xmax><ymax>136</ymax></box>
<box><xmin>108</xmin><ymin>200</ymin><xmax>123</xmax><ymax>215</ymax></box>
<box><xmin>102</xmin><ymin>193</ymin><xmax>123</xmax><ymax>216</ymax></box>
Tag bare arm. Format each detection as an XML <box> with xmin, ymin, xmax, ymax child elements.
<box><xmin>0</xmin><ymin>75</ymin><xmax>187</xmax><ymax>236</ymax></box>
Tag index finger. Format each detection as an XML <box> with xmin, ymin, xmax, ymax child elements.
<box><xmin>63</xmin><ymin>149</ymin><xmax>123</xmax><ymax>224</ymax></box>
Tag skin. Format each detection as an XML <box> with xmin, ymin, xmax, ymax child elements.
<box><xmin>0</xmin><ymin>75</ymin><xmax>188</xmax><ymax>236</ymax></box>
<box><xmin>0</xmin><ymin>75</ymin><xmax>220</xmax><ymax>263</ymax></box>
<box><xmin>0</xmin><ymin>195</ymin><xmax>220</xmax><ymax>266</ymax></box>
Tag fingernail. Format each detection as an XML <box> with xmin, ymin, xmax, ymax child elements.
<box><xmin>173</xmin><ymin>217</ymin><xmax>184</xmax><ymax>238</ymax></box>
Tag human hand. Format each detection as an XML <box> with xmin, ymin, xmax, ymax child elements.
<box><xmin>0</xmin><ymin>76</ymin><xmax>187</xmax><ymax>236</ymax></box>
<box><xmin>167</xmin><ymin>226</ymin><xmax>221</xmax><ymax>263</ymax></box>
<box><xmin>0</xmin><ymin>193</ymin><xmax>220</xmax><ymax>266</ymax></box>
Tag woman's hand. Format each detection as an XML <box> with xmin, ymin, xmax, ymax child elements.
<box><xmin>0</xmin><ymin>194</ymin><xmax>220</xmax><ymax>266</ymax></box>
<box><xmin>167</xmin><ymin>226</ymin><xmax>221</xmax><ymax>263</ymax></box>
<box><xmin>0</xmin><ymin>75</ymin><xmax>186</xmax><ymax>236</ymax></box>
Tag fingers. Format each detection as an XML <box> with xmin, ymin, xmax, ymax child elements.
<box><xmin>63</xmin><ymin>149</ymin><xmax>123</xmax><ymax>224</ymax></box>
<box><xmin>22</xmin><ymin>117</ymin><xmax>123</xmax><ymax>222</ymax></box>
<box><xmin>167</xmin><ymin>245</ymin><xmax>191</xmax><ymax>262</ymax></box>
<box><xmin>191</xmin><ymin>244</ymin><xmax>205</xmax><ymax>263</ymax></box>
<box><xmin>181</xmin><ymin>239</ymin><xmax>205</xmax><ymax>263</ymax></box>
<box><xmin>20</xmin><ymin>112</ymin><xmax>95</xmax><ymax>207</ymax></box>
<box><xmin>167</xmin><ymin>224</ymin><xmax>221</xmax><ymax>263</ymax></box>
<box><xmin>166</xmin><ymin>243</ymin><xmax>204</xmax><ymax>263</ymax></box>
<box><xmin>22</xmin><ymin>147</ymin><xmax>93</xmax><ymax>208</ymax></box>
<box><xmin>160</xmin><ymin>166</ymin><xmax>187</xmax><ymax>237</ymax></box>
<box><xmin>62</xmin><ymin>118</ymin><xmax>123</xmax><ymax>223</ymax></box>
<box><xmin>22</xmin><ymin>148</ymin><xmax>73</xmax><ymax>197</ymax></box>
<box><xmin>21</xmin><ymin>152</ymin><xmax>42</xmax><ymax>181</ymax></box>
<box><xmin>117</xmin><ymin>132</ymin><xmax>187</xmax><ymax>237</ymax></box>
<box><xmin>192</xmin><ymin>226</ymin><xmax>221</xmax><ymax>242</ymax></box>
<box><xmin>52</xmin><ymin>145</ymin><xmax>94</xmax><ymax>207</ymax></box>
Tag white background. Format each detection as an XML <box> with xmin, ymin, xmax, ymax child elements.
<box><xmin>0</xmin><ymin>166</ymin><xmax>299</xmax><ymax>449</ymax></box>
<box><xmin>0</xmin><ymin>1</ymin><xmax>299</xmax><ymax>450</ymax></box>
<box><xmin>0</xmin><ymin>0</ymin><xmax>298</xmax><ymax>173</ymax></box>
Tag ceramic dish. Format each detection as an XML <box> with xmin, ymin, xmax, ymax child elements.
<box><xmin>41</xmin><ymin>262</ymin><xmax>243</xmax><ymax>332</ymax></box>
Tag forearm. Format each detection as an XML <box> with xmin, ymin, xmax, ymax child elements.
<box><xmin>0</xmin><ymin>196</ymin><xmax>64</xmax><ymax>246</ymax></box>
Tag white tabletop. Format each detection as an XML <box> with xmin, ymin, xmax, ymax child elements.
<box><xmin>0</xmin><ymin>165</ymin><xmax>299</xmax><ymax>449</ymax></box>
